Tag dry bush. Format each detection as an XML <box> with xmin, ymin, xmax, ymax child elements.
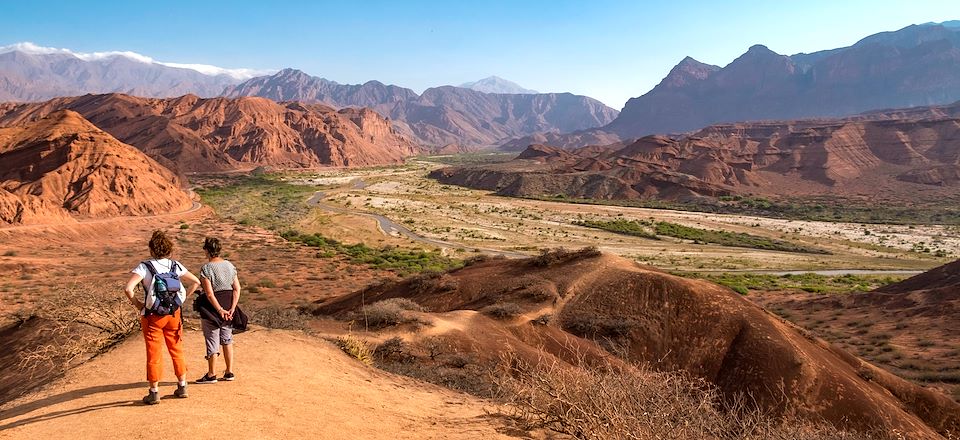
<box><xmin>531</xmin><ymin>246</ymin><xmax>601</xmax><ymax>268</ymax></box>
<box><xmin>408</xmin><ymin>271</ymin><xmax>443</xmax><ymax>293</ymax></box>
<box><xmin>482</xmin><ymin>302</ymin><xmax>523</xmax><ymax>319</ymax></box>
<box><xmin>531</xmin><ymin>314</ymin><xmax>552</xmax><ymax>326</ymax></box>
<box><xmin>356</xmin><ymin>298</ymin><xmax>425</xmax><ymax>329</ymax></box>
<box><xmin>252</xmin><ymin>305</ymin><xmax>307</xmax><ymax>330</ymax></box>
<box><xmin>563</xmin><ymin>315</ymin><xmax>635</xmax><ymax>338</ymax></box>
<box><xmin>18</xmin><ymin>284</ymin><xmax>140</xmax><ymax>376</ymax></box>
<box><xmin>463</xmin><ymin>254</ymin><xmax>506</xmax><ymax>267</ymax></box>
<box><xmin>374</xmin><ymin>336</ymin><xmax>409</xmax><ymax>361</ymax></box>
<box><xmin>496</xmin><ymin>355</ymin><xmax>880</xmax><ymax>440</ymax></box>
<box><xmin>335</xmin><ymin>335</ymin><xmax>372</xmax><ymax>366</ymax></box>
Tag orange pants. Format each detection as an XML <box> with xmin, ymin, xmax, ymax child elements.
<box><xmin>140</xmin><ymin>309</ymin><xmax>187</xmax><ymax>383</ymax></box>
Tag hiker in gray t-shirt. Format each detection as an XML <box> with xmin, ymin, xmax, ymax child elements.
<box><xmin>195</xmin><ymin>237</ymin><xmax>241</xmax><ymax>384</ymax></box>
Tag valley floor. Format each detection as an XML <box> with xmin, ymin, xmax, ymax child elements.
<box><xmin>281</xmin><ymin>160</ymin><xmax>954</xmax><ymax>272</ymax></box>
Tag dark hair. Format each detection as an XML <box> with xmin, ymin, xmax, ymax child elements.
<box><xmin>203</xmin><ymin>237</ymin><xmax>222</xmax><ymax>258</ymax></box>
<box><xmin>148</xmin><ymin>230</ymin><xmax>174</xmax><ymax>259</ymax></box>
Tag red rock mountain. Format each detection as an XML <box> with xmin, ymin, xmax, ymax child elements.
<box><xmin>317</xmin><ymin>252</ymin><xmax>960</xmax><ymax>438</ymax></box>
<box><xmin>876</xmin><ymin>259</ymin><xmax>960</xmax><ymax>296</ymax></box>
<box><xmin>434</xmin><ymin>109</ymin><xmax>960</xmax><ymax>202</ymax></box>
<box><xmin>602</xmin><ymin>22</ymin><xmax>960</xmax><ymax>140</ymax></box>
<box><xmin>224</xmin><ymin>69</ymin><xmax>619</xmax><ymax>147</ymax></box>
<box><xmin>0</xmin><ymin>110</ymin><xmax>192</xmax><ymax>225</ymax></box>
<box><xmin>0</xmin><ymin>93</ymin><xmax>419</xmax><ymax>172</ymax></box>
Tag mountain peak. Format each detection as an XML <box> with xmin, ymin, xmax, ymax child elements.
<box><xmin>658</xmin><ymin>56</ymin><xmax>720</xmax><ymax>88</ymax></box>
<box><xmin>459</xmin><ymin>76</ymin><xmax>538</xmax><ymax>94</ymax></box>
<box><xmin>274</xmin><ymin>68</ymin><xmax>312</xmax><ymax>79</ymax></box>
<box><xmin>746</xmin><ymin>44</ymin><xmax>778</xmax><ymax>55</ymax></box>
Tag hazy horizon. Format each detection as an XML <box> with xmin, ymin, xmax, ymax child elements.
<box><xmin>1</xmin><ymin>0</ymin><xmax>956</xmax><ymax>108</ymax></box>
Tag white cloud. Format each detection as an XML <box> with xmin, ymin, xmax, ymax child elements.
<box><xmin>0</xmin><ymin>41</ymin><xmax>272</xmax><ymax>80</ymax></box>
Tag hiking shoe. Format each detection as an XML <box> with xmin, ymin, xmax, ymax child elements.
<box><xmin>196</xmin><ymin>373</ymin><xmax>217</xmax><ymax>384</ymax></box>
<box><xmin>221</xmin><ymin>372</ymin><xmax>235</xmax><ymax>381</ymax></box>
<box><xmin>174</xmin><ymin>384</ymin><xmax>188</xmax><ymax>398</ymax></box>
<box><xmin>142</xmin><ymin>390</ymin><xmax>159</xmax><ymax>405</ymax></box>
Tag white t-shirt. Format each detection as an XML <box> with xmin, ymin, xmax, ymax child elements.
<box><xmin>132</xmin><ymin>258</ymin><xmax>189</xmax><ymax>315</ymax></box>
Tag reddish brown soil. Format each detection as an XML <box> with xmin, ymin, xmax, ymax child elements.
<box><xmin>316</xmin><ymin>252</ymin><xmax>960</xmax><ymax>439</ymax></box>
<box><xmin>0</xmin><ymin>110</ymin><xmax>192</xmax><ymax>225</ymax></box>
<box><xmin>0</xmin><ymin>329</ymin><xmax>520</xmax><ymax>439</ymax></box>
<box><xmin>0</xmin><ymin>206</ymin><xmax>393</xmax><ymax>319</ymax></box>
<box><xmin>752</xmin><ymin>260</ymin><xmax>960</xmax><ymax>403</ymax></box>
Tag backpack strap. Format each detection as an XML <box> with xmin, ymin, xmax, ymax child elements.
<box><xmin>141</xmin><ymin>260</ymin><xmax>159</xmax><ymax>276</ymax></box>
<box><xmin>140</xmin><ymin>261</ymin><xmax>155</xmax><ymax>315</ymax></box>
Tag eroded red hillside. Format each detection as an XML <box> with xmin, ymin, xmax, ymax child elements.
<box><xmin>0</xmin><ymin>93</ymin><xmax>419</xmax><ymax>172</ymax></box>
<box><xmin>0</xmin><ymin>110</ymin><xmax>192</xmax><ymax>224</ymax></box>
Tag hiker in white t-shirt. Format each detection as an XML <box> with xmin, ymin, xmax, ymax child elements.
<box><xmin>123</xmin><ymin>230</ymin><xmax>200</xmax><ymax>405</ymax></box>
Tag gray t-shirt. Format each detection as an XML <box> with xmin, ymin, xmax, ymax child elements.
<box><xmin>200</xmin><ymin>260</ymin><xmax>237</xmax><ymax>292</ymax></box>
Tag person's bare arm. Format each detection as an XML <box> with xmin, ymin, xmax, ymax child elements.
<box><xmin>229</xmin><ymin>277</ymin><xmax>241</xmax><ymax>312</ymax></box>
<box><xmin>181</xmin><ymin>271</ymin><xmax>201</xmax><ymax>299</ymax></box>
<box><xmin>123</xmin><ymin>273</ymin><xmax>145</xmax><ymax>311</ymax></box>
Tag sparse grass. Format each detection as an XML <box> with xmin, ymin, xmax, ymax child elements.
<box><xmin>530</xmin><ymin>194</ymin><xmax>960</xmax><ymax>225</ymax></box>
<box><xmin>655</xmin><ymin>221</ymin><xmax>828</xmax><ymax>254</ymax></box>
<box><xmin>335</xmin><ymin>336</ymin><xmax>372</xmax><ymax>366</ymax></box>
<box><xmin>281</xmin><ymin>230</ymin><xmax>462</xmax><ymax>275</ymax></box>
<box><xmin>574</xmin><ymin>219</ymin><xmax>827</xmax><ymax>253</ymax></box>
<box><xmin>197</xmin><ymin>175</ymin><xmax>317</xmax><ymax>231</ymax></box>
<box><xmin>256</xmin><ymin>278</ymin><xmax>277</xmax><ymax>288</ymax></box>
<box><xmin>683</xmin><ymin>273</ymin><xmax>904</xmax><ymax>295</ymax></box>
<box><xmin>573</xmin><ymin>219</ymin><xmax>659</xmax><ymax>240</ymax></box>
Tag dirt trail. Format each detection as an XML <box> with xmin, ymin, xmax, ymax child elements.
<box><xmin>0</xmin><ymin>328</ymin><xmax>515</xmax><ymax>439</ymax></box>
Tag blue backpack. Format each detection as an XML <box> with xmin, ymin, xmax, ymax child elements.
<box><xmin>142</xmin><ymin>260</ymin><xmax>184</xmax><ymax>316</ymax></box>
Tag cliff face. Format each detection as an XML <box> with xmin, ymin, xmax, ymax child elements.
<box><xmin>0</xmin><ymin>93</ymin><xmax>420</xmax><ymax>172</ymax></box>
<box><xmin>0</xmin><ymin>110</ymin><xmax>192</xmax><ymax>224</ymax></box>
<box><xmin>434</xmin><ymin>113</ymin><xmax>960</xmax><ymax>202</ymax></box>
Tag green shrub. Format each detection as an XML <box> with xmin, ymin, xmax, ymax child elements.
<box><xmin>281</xmin><ymin>230</ymin><xmax>462</xmax><ymax>275</ymax></box>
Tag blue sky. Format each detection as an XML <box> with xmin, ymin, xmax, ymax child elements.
<box><xmin>1</xmin><ymin>0</ymin><xmax>956</xmax><ymax>108</ymax></box>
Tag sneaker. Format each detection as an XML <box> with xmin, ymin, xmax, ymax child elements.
<box><xmin>196</xmin><ymin>373</ymin><xmax>218</xmax><ymax>384</ymax></box>
<box><xmin>221</xmin><ymin>372</ymin><xmax>235</xmax><ymax>381</ymax></box>
<box><xmin>174</xmin><ymin>384</ymin><xmax>188</xmax><ymax>398</ymax></box>
<box><xmin>142</xmin><ymin>390</ymin><xmax>159</xmax><ymax>405</ymax></box>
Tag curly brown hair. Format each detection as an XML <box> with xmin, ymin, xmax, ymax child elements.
<box><xmin>202</xmin><ymin>237</ymin><xmax>222</xmax><ymax>258</ymax></box>
<box><xmin>148</xmin><ymin>230</ymin><xmax>174</xmax><ymax>259</ymax></box>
